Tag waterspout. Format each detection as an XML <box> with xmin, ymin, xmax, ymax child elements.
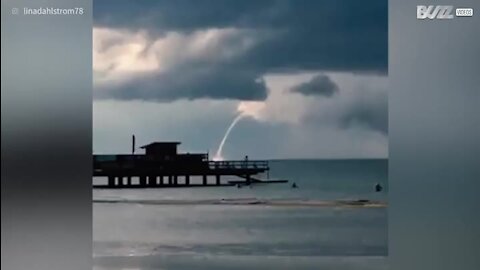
<box><xmin>213</xmin><ymin>114</ymin><xmax>246</xmax><ymax>161</ymax></box>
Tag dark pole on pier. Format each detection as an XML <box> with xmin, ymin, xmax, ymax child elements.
<box><xmin>132</xmin><ymin>134</ymin><xmax>136</xmax><ymax>154</ymax></box>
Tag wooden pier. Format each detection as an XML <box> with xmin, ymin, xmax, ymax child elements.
<box><xmin>93</xmin><ymin>142</ymin><xmax>275</xmax><ymax>189</ymax></box>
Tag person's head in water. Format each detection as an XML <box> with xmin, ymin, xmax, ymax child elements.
<box><xmin>374</xmin><ymin>183</ymin><xmax>383</xmax><ymax>192</ymax></box>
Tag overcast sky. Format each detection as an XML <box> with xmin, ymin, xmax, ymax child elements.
<box><xmin>93</xmin><ymin>0</ymin><xmax>388</xmax><ymax>159</ymax></box>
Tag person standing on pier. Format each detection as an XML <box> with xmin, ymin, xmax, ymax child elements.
<box><xmin>244</xmin><ymin>155</ymin><xmax>249</xmax><ymax>168</ymax></box>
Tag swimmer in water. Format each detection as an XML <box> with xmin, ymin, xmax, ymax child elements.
<box><xmin>374</xmin><ymin>183</ymin><xmax>383</xmax><ymax>192</ymax></box>
<box><xmin>291</xmin><ymin>182</ymin><xmax>298</xmax><ymax>189</ymax></box>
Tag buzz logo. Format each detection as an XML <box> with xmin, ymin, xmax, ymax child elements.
<box><xmin>417</xmin><ymin>5</ymin><xmax>454</xmax><ymax>19</ymax></box>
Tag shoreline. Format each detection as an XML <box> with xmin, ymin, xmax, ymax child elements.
<box><xmin>93</xmin><ymin>198</ymin><xmax>387</xmax><ymax>208</ymax></box>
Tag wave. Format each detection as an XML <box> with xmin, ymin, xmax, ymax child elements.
<box><xmin>93</xmin><ymin>198</ymin><xmax>387</xmax><ymax>208</ymax></box>
<box><xmin>93</xmin><ymin>241</ymin><xmax>387</xmax><ymax>258</ymax></box>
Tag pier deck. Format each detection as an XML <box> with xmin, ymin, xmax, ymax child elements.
<box><xmin>93</xmin><ymin>157</ymin><xmax>270</xmax><ymax>188</ymax></box>
<box><xmin>93</xmin><ymin>141</ymin><xmax>282</xmax><ymax>189</ymax></box>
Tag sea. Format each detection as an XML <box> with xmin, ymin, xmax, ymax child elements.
<box><xmin>93</xmin><ymin>159</ymin><xmax>388</xmax><ymax>270</ymax></box>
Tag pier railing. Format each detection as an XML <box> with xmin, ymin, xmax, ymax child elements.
<box><xmin>208</xmin><ymin>160</ymin><xmax>269</xmax><ymax>170</ymax></box>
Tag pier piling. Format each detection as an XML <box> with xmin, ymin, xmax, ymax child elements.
<box><xmin>148</xmin><ymin>175</ymin><xmax>156</xmax><ymax>186</ymax></box>
<box><xmin>158</xmin><ymin>175</ymin><xmax>163</xmax><ymax>186</ymax></box>
<box><xmin>140</xmin><ymin>176</ymin><xmax>147</xmax><ymax>187</ymax></box>
<box><xmin>203</xmin><ymin>175</ymin><xmax>207</xmax><ymax>186</ymax></box>
<box><xmin>108</xmin><ymin>176</ymin><xmax>115</xmax><ymax>187</ymax></box>
<box><xmin>117</xmin><ymin>176</ymin><xmax>123</xmax><ymax>187</ymax></box>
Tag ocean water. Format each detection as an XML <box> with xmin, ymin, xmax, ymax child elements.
<box><xmin>93</xmin><ymin>159</ymin><xmax>388</xmax><ymax>270</ymax></box>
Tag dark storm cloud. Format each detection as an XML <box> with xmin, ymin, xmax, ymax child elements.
<box><xmin>93</xmin><ymin>0</ymin><xmax>279</xmax><ymax>32</ymax></box>
<box><xmin>291</xmin><ymin>75</ymin><xmax>339</xmax><ymax>97</ymax></box>
<box><xmin>308</xmin><ymin>89</ymin><xmax>387</xmax><ymax>134</ymax></box>
<box><xmin>94</xmin><ymin>0</ymin><xmax>387</xmax><ymax>72</ymax></box>
<box><xmin>94</xmin><ymin>0</ymin><xmax>387</xmax><ymax>101</ymax></box>
<box><xmin>340</xmin><ymin>91</ymin><xmax>388</xmax><ymax>134</ymax></box>
<box><xmin>95</xmin><ymin>64</ymin><xmax>267</xmax><ymax>102</ymax></box>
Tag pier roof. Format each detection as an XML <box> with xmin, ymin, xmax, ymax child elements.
<box><xmin>140</xmin><ymin>142</ymin><xmax>181</xmax><ymax>148</ymax></box>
